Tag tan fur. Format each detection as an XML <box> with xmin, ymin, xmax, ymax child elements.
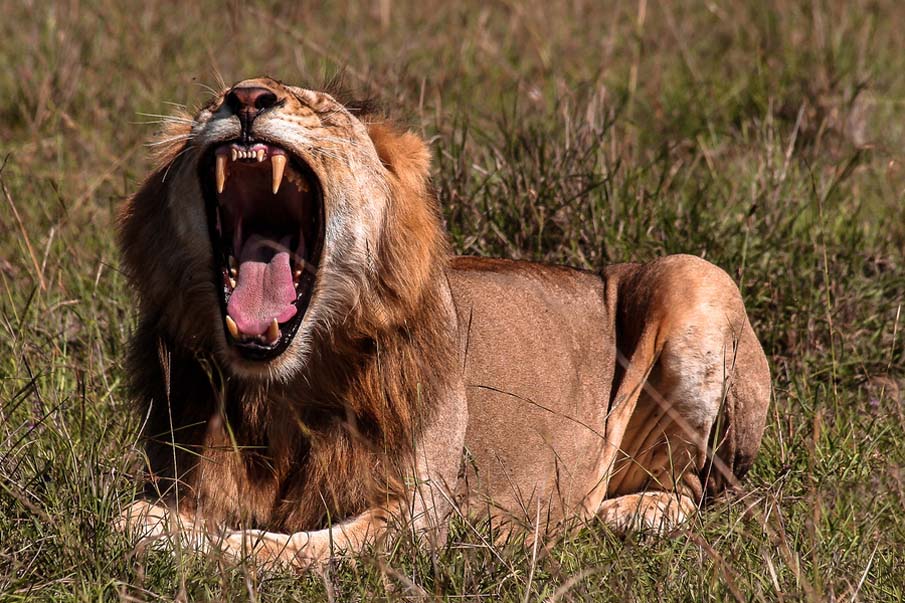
<box><xmin>118</xmin><ymin>78</ymin><xmax>771</xmax><ymax>570</ymax></box>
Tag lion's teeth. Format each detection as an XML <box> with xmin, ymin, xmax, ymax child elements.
<box><xmin>293</xmin><ymin>268</ymin><xmax>302</xmax><ymax>284</ymax></box>
<box><xmin>225</xmin><ymin>315</ymin><xmax>239</xmax><ymax>339</ymax></box>
<box><xmin>215</xmin><ymin>154</ymin><xmax>227</xmax><ymax>194</ymax></box>
<box><xmin>256</xmin><ymin>149</ymin><xmax>265</xmax><ymax>162</ymax></box>
<box><xmin>228</xmin><ymin>276</ymin><xmax>236</xmax><ymax>289</ymax></box>
<box><xmin>285</xmin><ymin>170</ymin><xmax>309</xmax><ymax>192</ymax></box>
<box><xmin>271</xmin><ymin>154</ymin><xmax>286</xmax><ymax>194</ymax></box>
<box><xmin>266</xmin><ymin>318</ymin><xmax>280</xmax><ymax>343</ymax></box>
<box><xmin>230</xmin><ymin>148</ymin><xmax>238</xmax><ymax>162</ymax></box>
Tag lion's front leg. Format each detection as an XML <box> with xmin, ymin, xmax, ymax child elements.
<box><xmin>120</xmin><ymin>500</ymin><xmax>383</xmax><ymax>570</ymax></box>
<box><xmin>117</xmin><ymin>499</ymin><xmax>213</xmax><ymax>552</ymax></box>
<box><xmin>220</xmin><ymin>509</ymin><xmax>385</xmax><ymax>571</ymax></box>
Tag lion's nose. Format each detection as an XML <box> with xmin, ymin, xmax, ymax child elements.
<box><xmin>227</xmin><ymin>86</ymin><xmax>278</xmax><ymax>112</ymax></box>
<box><xmin>226</xmin><ymin>85</ymin><xmax>279</xmax><ymax>135</ymax></box>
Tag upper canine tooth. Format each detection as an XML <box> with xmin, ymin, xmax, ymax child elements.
<box><xmin>216</xmin><ymin>154</ymin><xmax>227</xmax><ymax>194</ymax></box>
<box><xmin>271</xmin><ymin>154</ymin><xmax>286</xmax><ymax>194</ymax></box>
<box><xmin>225</xmin><ymin>315</ymin><xmax>239</xmax><ymax>339</ymax></box>
<box><xmin>256</xmin><ymin>149</ymin><xmax>265</xmax><ymax>162</ymax></box>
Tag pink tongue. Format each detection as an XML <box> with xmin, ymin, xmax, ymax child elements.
<box><xmin>226</xmin><ymin>235</ymin><xmax>298</xmax><ymax>336</ymax></box>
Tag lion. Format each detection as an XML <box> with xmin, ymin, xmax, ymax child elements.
<box><xmin>118</xmin><ymin>77</ymin><xmax>771</xmax><ymax>568</ymax></box>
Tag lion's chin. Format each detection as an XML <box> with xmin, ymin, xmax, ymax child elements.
<box><xmin>219</xmin><ymin>332</ymin><xmax>310</xmax><ymax>383</ymax></box>
<box><xmin>199</xmin><ymin>140</ymin><xmax>324</xmax><ymax>363</ymax></box>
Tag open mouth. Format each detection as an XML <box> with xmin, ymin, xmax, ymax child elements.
<box><xmin>200</xmin><ymin>141</ymin><xmax>323</xmax><ymax>360</ymax></box>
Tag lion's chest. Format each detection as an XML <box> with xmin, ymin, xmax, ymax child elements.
<box><xmin>189</xmin><ymin>410</ymin><xmax>379</xmax><ymax>532</ymax></box>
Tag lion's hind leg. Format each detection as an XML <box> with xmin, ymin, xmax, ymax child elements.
<box><xmin>594</xmin><ymin>255</ymin><xmax>770</xmax><ymax>532</ymax></box>
<box><xmin>601</xmin><ymin>294</ymin><xmax>734</xmax><ymax>517</ymax></box>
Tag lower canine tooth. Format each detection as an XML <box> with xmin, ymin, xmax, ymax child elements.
<box><xmin>266</xmin><ymin>318</ymin><xmax>280</xmax><ymax>343</ymax></box>
<box><xmin>271</xmin><ymin>154</ymin><xmax>286</xmax><ymax>194</ymax></box>
<box><xmin>215</xmin><ymin>154</ymin><xmax>227</xmax><ymax>194</ymax></box>
<box><xmin>225</xmin><ymin>315</ymin><xmax>239</xmax><ymax>339</ymax></box>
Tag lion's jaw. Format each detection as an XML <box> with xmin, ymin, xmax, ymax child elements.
<box><xmin>159</xmin><ymin>78</ymin><xmax>391</xmax><ymax>382</ymax></box>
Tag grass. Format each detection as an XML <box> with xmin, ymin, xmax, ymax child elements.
<box><xmin>1</xmin><ymin>0</ymin><xmax>903</xmax><ymax>600</ymax></box>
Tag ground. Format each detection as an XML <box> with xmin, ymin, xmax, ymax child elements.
<box><xmin>1</xmin><ymin>1</ymin><xmax>903</xmax><ymax>601</ymax></box>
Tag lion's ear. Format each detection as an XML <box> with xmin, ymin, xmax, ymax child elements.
<box><xmin>367</xmin><ymin>123</ymin><xmax>431</xmax><ymax>188</ymax></box>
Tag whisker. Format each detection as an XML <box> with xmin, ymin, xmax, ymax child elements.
<box><xmin>213</xmin><ymin>70</ymin><xmax>227</xmax><ymax>91</ymax></box>
<box><xmin>134</xmin><ymin>120</ymin><xmax>193</xmax><ymax>126</ymax></box>
<box><xmin>147</xmin><ymin>135</ymin><xmax>193</xmax><ymax>147</ymax></box>
<box><xmin>136</xmin><ymin>112</ymin><xmax>195</xmax><ymax>124</ymax></box>
<box><xmin>194</xmin><ymin>81</ymin><xmax>221</xmax><ymax>98</ymax></box>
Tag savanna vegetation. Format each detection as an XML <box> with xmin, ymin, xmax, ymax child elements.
<box><xmin>1</xmin><ymin>1</ymin><xmax>903</xmax><ymax>600</ymax></box>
